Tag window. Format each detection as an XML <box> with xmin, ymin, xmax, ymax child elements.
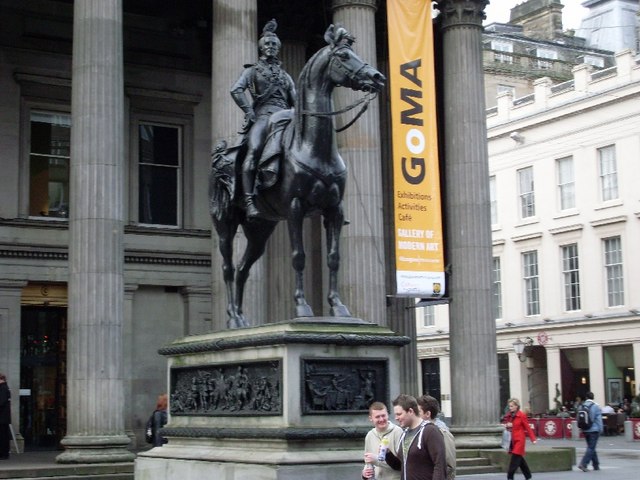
<box><xmin>422</xmin><ymin>305</ymin><xmax>435</xmax><ymax>327</ymax></box>
<box><xmin>490</xmin><ymin>176</ymin><xmax>498</xmax><ymax>225</ymax></box>
<box><xmin>561</xmin><ymin>244</ymin><xmax>581</xmax><ymax>311</ymax></box>
<box><xmin>522</xmin><ymin>251</ymin><xmax>539</xmax><ymax>316</ymax></box>
<box><xmin>491</xmin><ymin>40</ymin><xmax>513</xmax><ymax>63</ymax></box>
<box><xmin>492</xmin><ymin>256</ymin><xmax>502</xmax><ymax>320</ymax></box>
<box><xmin>29</xmin><ymin>111</ymin><xmax>71</xmax><ymax>218</ymax></box>
<box><xmin>556</xmin><ymin>156</ymin><xmax>575</xmax><ymax>210</ymax></box>
<box><xmin>598</xmin><ymin>145</ymin><xmax>618</xmax><ymax>201</ymax></box>
<box><xmin>497</xmin><ymin>84</ymin><xmax>515</xmax><ymax>97</ymax></box>
<box><xmin>138</xmin><ymin>122</ymin><xmax>182</xmax><ymax>226</ymax></box>
<box><xmin>603</xmin><ymin>236</ymin><xmax>624</xmax><ymax>307</ymax></box>
<box><xmin>583</xmin><ymin>55</ymin><xmax>604</xmax><ymax>68</ymax></box>
<box><xmin>518</xmin><ymin>167</ymin><xmax>535</xmax><ymax>219</ymax></box>
<box><xmin>536</xmin><ymin>48</ymin><xmax>558</xmax><ymax>70</ymax></box>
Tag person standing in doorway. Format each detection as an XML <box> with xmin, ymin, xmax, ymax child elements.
<box><xmin>385</xmin><ymin>394</ymin><xmax>446</xmax><ymax>480</ymax></box>
<box><xmin>578</xmin><ymin>391</ymin><xmax>603</xmax><ymax>472</ymax></box>
<box><xmin>502</xmin><ymin>398</ymin><xmax>537</xmax><ymax>480</ymax></box>
<box><xmin>0</xmin><ymin>373</ymin><xmax>11</xmax><ymax>460</ymax></box>
<box><xmin>362</xmin><ymin>401</ymin><xmax>402</xmax><ymax>480</ymax></box>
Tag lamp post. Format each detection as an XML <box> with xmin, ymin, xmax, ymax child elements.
<box><xmin>513</xmin><ymin>337</ymin><xmax>534</xmax><ymax>362</ymax></box>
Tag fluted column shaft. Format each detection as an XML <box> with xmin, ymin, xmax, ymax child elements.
<box><xmin>435</xmin><ymin>0</ymin><xmax>501</xmax><ymax>444</ymax></box>
<box><xmin>210</xmin><ymin>0</ymin><xmax>266</xmax><ymax>329</ymax></box>
<box><xmin>332</xmin><ymin>0</ymin><xmax>386</xmax><ymax>325</ymax></box>
<box><xmin>266</xmin><ymin>42</ymin><xmax>319</xmax><ymax>320</ymax></box>
<box><xmin>58</xmin><ymin>0</ymin><xmax>133</xmax><ymax>463</ymax></box>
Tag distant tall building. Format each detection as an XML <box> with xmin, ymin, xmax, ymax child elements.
<box><xmin>576</xmin><ymin>0</ymin><xmax>640</xmax><ymax>53</ymax></box>
<box><xmin>482</xmin><ymin>0</ymin><xmax>616</xmax><ymax>107</ymax></box>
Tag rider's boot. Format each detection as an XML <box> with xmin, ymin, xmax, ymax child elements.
<box><xmin>242</xmin><ymin>165</ymin><xmax>260</xmax><ymax>220</ymax></box>
<box><xmin>244</xmin><ymin>193</ymin><xmax>259</xmax><ymax>219</ymax></box>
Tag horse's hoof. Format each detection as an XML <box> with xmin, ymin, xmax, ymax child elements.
<box><xmin>296</xmin><ymin>304</ymin><xmax>314</xmax><ymax>317</ymax></box>
<box><xmin>330</xmin><ymin>305</ymin><xmax>352</xmax><ymax>317</ymax></box>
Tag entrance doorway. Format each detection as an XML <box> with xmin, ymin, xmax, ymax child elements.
<box><xmin>20</xmin><ymin>306</ymin><xmax>67</xmax><ymax>450</ymax></box>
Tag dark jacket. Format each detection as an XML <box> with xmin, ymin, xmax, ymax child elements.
<box><xmin>0</xmin><ymin>383</ymin><xmax>10</xmax><ymax>425</ymax></box>
<box><xmin>386</xmin><ymin>422</ymin><xmax>446</xmax><ymax>480</ymax></box>
<box><xmin>152</xmin><ymin>409</ymin><xmax>167</xmax><ymax>447</ymax></box>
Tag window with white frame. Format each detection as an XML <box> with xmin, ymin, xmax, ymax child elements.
<box><xmin>491</xmin><ymin>40</ymin><xmax>513</xmax><ymax>63</ymax></box>
<box><xmin>536</xmin><ymin>48</ymin><xmax>558</xmax><ymax>69</ymax></box>
<box><xmin>137</xmin><ymin>122</ymin><xmax>182</xmax><ymax>226</ymax></box>
<box><xmin>28</xmin><ymin>111</ymin><xmax>71</xmax><ymax>218</ymax></box>
<box><xmin>598</xmin><ymin>145</ymin><xmax>618</xmax><ymax>201</ymax></box>
<box><xmin>492</xmin><ymin>256</ymin><xmax>502</xmax><ymax>320</ymax></box>
<box><xmin>603</xmin><ymin>236</ymin><xmax>624</xmax><ymax>307</ymax></box>
<box><xmin>561</xmin><ymin>243</ymin><xmax>581</xmax><ymax>311</ymax></box>
<box><xmin>518</xmin><ymin>166</ymin><xmax>535</xmax><ymax>219</ymax></box>
<box><xmin>522</xmin><ymin>251</ymin><xmax>540</xmax><ymax>316</ymax></box>
<box><xmin>490</xmin><ymin>175</ymin><xmax>498</xmax><ymax>225</ymax></box>
<box><xmin>556</xmin><ymin>156</ymin><xmax>575</xmax><ymax>211</ymax></box>
<box><xmin>422</xmin><ymin>305</ymin><xmax>435</xmax><ymax>327</ymax></box>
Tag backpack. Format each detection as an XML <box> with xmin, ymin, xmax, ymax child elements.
<box><xmin>439</xmin><ymin>426</ymin><xmax>457</xmax><ymax>480</ymax></box>
<box><xmin>577</xmin><ymin>402</ymin><xmax>593</xmax><ymax>430</ymax></box>
<box><xmin>419</xmin><ymin>421</ymin><xmax>456</xmax><ymax>479</ymax></box>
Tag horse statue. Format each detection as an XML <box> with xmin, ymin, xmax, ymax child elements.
<box><xmin>209</xmin><ymin>24</ymin><xmax>385</xmax><ymax>328</ymax></box>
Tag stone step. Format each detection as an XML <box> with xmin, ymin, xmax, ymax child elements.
<box><xmin>0</xmin><ymin>463</ymin><xmax>133</xmax><ymax>480</ymax></box>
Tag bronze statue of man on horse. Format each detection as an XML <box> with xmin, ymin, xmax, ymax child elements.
<box><xmin>210</xmin><ymin>21</ymin><xmax>385</xmax><ymax>328</ymax></box>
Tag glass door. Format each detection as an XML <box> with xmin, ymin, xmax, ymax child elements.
<box><xmin>20</xmin><ymin>306</ymin><xmax>67</xmax><ymax>450</ymax></box>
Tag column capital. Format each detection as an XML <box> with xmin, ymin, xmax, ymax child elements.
<box><xmin>331</xmin><ymin>0</ymin><xmax>378</xmax><ymax>12</ymax></box>
<box><xmin>434</xmin><ymin>0</ymin><xmax>488</xmax><ymax>29</ymax></box>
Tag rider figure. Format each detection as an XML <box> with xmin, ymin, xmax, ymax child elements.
<box><xmin>230</xmin><ymin>19</ymin><xmax>296</xmax><ymax>220</ymax></box>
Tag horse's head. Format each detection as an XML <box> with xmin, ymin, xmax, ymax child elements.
<box><xmin>324</xmin><ymin>24</ymin><xmax>385</xmax><ymax>93</ymax></box>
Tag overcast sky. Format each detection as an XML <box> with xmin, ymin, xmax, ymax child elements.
<box><xmin>483</xmin><ymin>0</ymin><xmax>589</xmax><ymax>30</ymax></box>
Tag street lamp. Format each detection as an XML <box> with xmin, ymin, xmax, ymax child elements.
<box><xmin>513</xmin><ymin>337</ymin><xmax>534</xmax><ymax>362</ymax></box>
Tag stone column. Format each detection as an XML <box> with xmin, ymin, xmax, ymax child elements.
<box><xmin>57</xmin><ymin>0</ymin><xmax>134</xmax><ymax>463</ymax></box>
<box><xmin>122</xmin><ymin>284</ymin><xmax>138</xmax><ymax>448</ymax></box>
<box><xmin>0</xmin><ymin>281</ymin><xmax>27</xmax><ymax>450</ymax></box>
<box><xmin>546</xmin><ymin>347</ymin><xmax>562</xmax><ymax>411</ymax></box>
<box><xmin>435</xmin><ymin>0</ymin><xmax>502</xmax><ymax>447</ymax></box>
<box><xmin>587</xmin><ymin>344</ymin><xmax>605</xmax><ymax>404</ymax></box>
<box><xmin>266</xmin><ymin>41</ymin><xmax>321</xmax><ymax>320</ymax></box>
<box><xmin>331</xmin><ymin>0</ymin><xmax>386</xmax><ymax>325</ymax></box>
<box><xmin>210</xmin><ymin>0</ymin><xmax>267</xmax><ymax>330</ymax></box>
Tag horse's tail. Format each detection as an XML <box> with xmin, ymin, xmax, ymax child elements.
<box><xmin>209</xmin><ymin>140</ymin><xmax>238</xmax><ymax>222</ymax></box>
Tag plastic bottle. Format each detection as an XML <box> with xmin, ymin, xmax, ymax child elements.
<box><xmin>377</xmin><ymin>437</ymin><xmax>389</xmax><ymax>461</ymax></box>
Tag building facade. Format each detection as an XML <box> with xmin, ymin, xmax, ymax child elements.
<box><xmin>418</xmin><ymin>50</ymin><xmax>640</xmax><ymax>417</ymax></box>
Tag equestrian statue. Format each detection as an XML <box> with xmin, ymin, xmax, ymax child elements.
<box><xmin>209</xmin><ymin>21</ymin><xmax>385</xmax><ymax>328</ymax></box>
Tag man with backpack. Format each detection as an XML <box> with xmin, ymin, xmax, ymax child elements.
<box><xmin>386</xmin><ymin>394</ymin><xmax>446</xmax><ymax>480</ymax></box>
<box><xmin>417</xmin><ymin>395</ymin><xmax>456</xmax><ymax>480</ymax></box>
<box><xmin>577</xmin><ymin>391</ymin><xmax>603</xmax><ymax>472</ymax></box>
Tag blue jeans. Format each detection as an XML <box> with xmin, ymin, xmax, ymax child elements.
<box><xmin>580</xmin><ymin>431</ymin><xmax>600</xmax><ymax>469</ymax></box>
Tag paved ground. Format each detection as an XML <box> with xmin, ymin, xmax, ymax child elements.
<box><xmin>1</xmin><ymin>436</ymin><xmax>638</xmax><ymax>479</ymax></box>
<box><xmin>465</xmin><ymin>435</ymin><xmax>640</xmax><ymax>480</ymax></box>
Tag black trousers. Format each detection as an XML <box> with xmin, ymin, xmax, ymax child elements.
<box><xmin>0</xmin><ymin>423</ymin><xmax>9</xmax><ymax>458</ymax></box>
<box><xmin>507</xmin><ymin>453</ymin><xmax>531</xmax><ymax>479</ymax></box>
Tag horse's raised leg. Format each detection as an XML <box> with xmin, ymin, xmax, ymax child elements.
<box><xmin>288</xmin><ymin>197</ymin><xmax>314</xmax><ymax>317</ymax></box>
<box><xmin>324</xmin><ymin>204</ymin><xmax>351</xmax><ymax>317</ymax></box>
<box><xmin>235</xmin><ymin>219</ymin><xmax>278</xmax><ymax>326</ymax></box>
<box><xmin>213</xmin><ymin>218</ymin><xmax>242</xmax><ymax>328</ymax></box>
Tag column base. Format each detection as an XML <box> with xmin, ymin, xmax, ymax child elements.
<box><xmin>56</xmin><ymin>435</ymin><xmax>135</xmax><ymax>464</ymax></box>
<box><xmin>450</xmin><ymin>425</ymin><xmax>504</xmax><ymax>449</ymax></box>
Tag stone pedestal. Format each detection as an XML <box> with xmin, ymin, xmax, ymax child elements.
<box><xmin>134</xmin><ymin>319</ymin><xmax>409</xmax><ymax>479</ymax></box>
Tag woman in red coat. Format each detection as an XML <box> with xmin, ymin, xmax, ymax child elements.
<box><xmin>502</xmin><ymin>398</ymin><xmax>537</xmax><ymax>480</ymax></box>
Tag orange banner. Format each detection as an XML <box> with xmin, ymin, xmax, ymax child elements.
<box><xmin>387</xmin><ymin>0</ymin><xmax>445</xmax><ymax>297</ymax></box>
